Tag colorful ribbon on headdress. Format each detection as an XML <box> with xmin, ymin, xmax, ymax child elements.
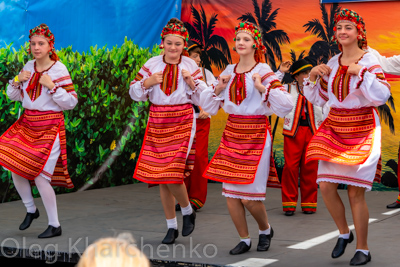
<box><xmin>331</xmin><ymin>9</ymin><xmax>367</xmax><ymax>51</ymax></box>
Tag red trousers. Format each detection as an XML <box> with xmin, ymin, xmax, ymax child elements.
<box><xmin>184</xmin><ymin>118</ymin><xmax>210</xmax><ymax>209</ymax></box>
<box><xmin>281</xmin><ymin>126</ymin><xmax>318</xmax><ymax>212</ymax></box>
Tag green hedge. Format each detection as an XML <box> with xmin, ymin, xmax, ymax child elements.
<box><xmin>0</xmin><ymin>38</ymin><xmax>160</xmax><ymax>202</ymax></box>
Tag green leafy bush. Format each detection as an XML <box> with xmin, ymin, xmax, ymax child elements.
<box><xmin>0</xmin><ymin>38</ymin><xmax>160</xmax><ymax>202</ymax></box>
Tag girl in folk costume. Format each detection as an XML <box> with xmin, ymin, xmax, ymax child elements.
<box><xmin>281</xmin><ymin>59</ymin><xmax>324</xmax><ymax>216</ymax></box>
<box><xmin>303</xmin><ymin>9</ymin><xmax>391</xmax><ymax>265</ymax></box>
<box><xmin>200</xmin><ymin>22</ymin><xmax>293</xmax><ymax>255</ymax></box>
<box><xmin>175</xmin><ymin>40</ymin><xmax>216</xmax><ymax>212</ymax></box>
<box><xmin>0</xmin><ymin>24</ymin><xmax>78</xmax><ymax>238</ymax></box>
<box><xmin>129</xmin><ymin>18</ymin><xmax>207</xmax><ymax>244</ymax></box>
<box><xmin>367</xmin><ymin>47</ymin><xmax>400</xmax><ymax>209</ymax></box>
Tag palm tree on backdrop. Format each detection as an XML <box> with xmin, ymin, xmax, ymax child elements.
<box><xmin>237</xmin><ymin>0</ymin><xmax>290</xmax><ymax>142</ymax></box>
<box><xmin>184</xmin><ymin>4</ymin><xmax>232</xmax><ymax>71</ymax></box>
<box><xmin>304</xmin><ymin>3</ymin><xmax>396</xmax><ymax>134</ymax></box>
<box><xmin>303</xmin><ymin>3</ymin><xmax>341</xmax><ymax>65</ymax></box>
<box><xmin>238</xmin><ymin>0</ymin><xmax>290</xmax><ymax>72</ymax></box>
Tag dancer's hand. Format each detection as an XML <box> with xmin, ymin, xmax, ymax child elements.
<box><xmin>214</xmin><ymin>75</ymin><xmax>231</xmax><ymax>95</ymax></box>
<box><xmin>252</xmin><ymin>73</ymin><xmax>266</xmax><ymax>93</ymax></box>
<box><xmin>309</xmin><ymin>64</ymin><xmax>331</xmax><ymax>82</ymax></box>
<box><xmin>39</xmin><ymin>73</ymin><xmax>55</xmax><ymax>89</ymax></box>
<box><xmin>198</xmin><ymin>109</ymin><xmax>209</xmax><ymax>119</ymax></box>
<box><xmin>279</xmin><ymin>60</ymin><xmax>292</xmax><ymax>73</ymax></box>
<box><xmin>143</xmin><ymin>71</ymin><xmax>163</xmax><ymax>88</ymax></box>
<box><xmin>18</xmin><ymin>71</ymin><xmax>31</xmax><ymax>82</ymax></box>
<box><xmin>182</xmin><ymin>69</ymin><xmax>195</xmax><ymax>90</ymax></box>
<box><xmin>347</xmin><ymin>63</ymin><xmax>363</xmax><ymax>76</ymax></box>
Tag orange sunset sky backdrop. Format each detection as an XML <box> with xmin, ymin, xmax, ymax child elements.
<box><xmin>181</xmin><ymin>0</ymin><xmax>400</xmax><ymax>179</ymax></box>
<box><xmin>182</xmin><ymin>0</ymin><xmax>400</xmax><ymax>70</ymax></box>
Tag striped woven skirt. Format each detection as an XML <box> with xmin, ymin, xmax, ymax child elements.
<box><xmin>306</xmin><ymin>107</ymin><xmax>376</xmax><ymax>165</ymax></box>
<box><xmin>204</xmin><ymin>114</ymin><xmax>280</xmax><ymax>200</ymax></box>
<box><xmin>0</xmin><ymin>109</ymin><xmax>74</xmax><ymax>188</ymax></box>
<box><xmin>134</xmin><ymin>104</ymin><xmax>196</xmax><ymax>184</ymax></box>
<box><xmin>307</xmin><ymin>107</ymin><xmax>381</xmax><ymax>191</ymax></box>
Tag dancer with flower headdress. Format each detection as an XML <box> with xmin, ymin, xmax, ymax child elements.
<box><xmin>200</xmin><ymin>22</ymin><xmax>293</xmax><ymax>255</ymax></box>
<box><xmin>303</xmin><ymin>9</ymin><xmax>391</xmax><ymax>265</ymax></box>
<box><xmin>0</xmin><ymin>24</ymin><xmax>78</xmax><ymax>238</ymax></box>
<box><xmin>129</xmin><ymin>18</ymin><xmax>207</xmax><ymax>244</ymax></box>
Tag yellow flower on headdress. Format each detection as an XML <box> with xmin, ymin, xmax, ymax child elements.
<box><xmin>130</xmin><ymin>152</ymin><xmax>136</xmax><ymax>160</ymax></box>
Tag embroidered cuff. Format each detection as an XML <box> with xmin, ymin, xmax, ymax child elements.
<box><xmin>262</xmin><ymin>85</ymin><xmax>271</xmax><ymax>102</ymax></box>
<box><xmin>186</xmin><ymin>79</ymin><xmax>200</xmax><ymax>95</ymax></box>
<box><xmin>303</xmin><ymin>76</ymin><xmax>319</xmax><ymax>88</ymax></box>
<box><xmin>356</xmin><ymin>66</ymin><xmax>368</xmax><ymax>89</ymax></box>
<box><xmin>47</xmin><ymin>83</ymin><xmax>60</xmax><ymax>94</ymax></box>
<box><xmin>8</xmin><ymin>79</ymin><xmax>22</xmax><ymax>90</ymax></box>
<box><xmin>140</xmin><ymin>78</ymin><xmax>153</xmax><ymax>93</ymax></box>
<box><xmin>211</xmin><ymin>85</ymin><xmax>224</xmax><ymax>100</ymax></box>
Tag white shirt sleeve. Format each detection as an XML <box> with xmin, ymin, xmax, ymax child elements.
<box><xmin>7</xmin><ymin>81</ymin><xmax>23</xmax><ymax>102</ymax></box>
<box><xmin>274</xmin><ymin>70</ymin><xmax>285</xmax><ymax>82</ymax></box>
<box><xmin>199</xmin><ymin>68</ymin><xmax>230</xmax><ymax>116</ymax></box>
<box><xmin>368</xmin><ymin>47</ymin><xmax>400</xmax><ymax>75</ymax></box>
<box><xmin>129</xmin><ymin>59</ymin><xmax>154</xmax><ymax>102</ymax></box>
<box><xmin>51</xmin><ymin>67</ymin><xmax>78</xmax><ymax>110</ymax></box>
<box><xmin>355</xmin><ymin>65</ymin><xmax>391</xmax><ymax>106</ymax></box>
<box><xmin>260</xmin><ymin>68</ymin><xmax>293</xmax><ymax>117</ymax></box>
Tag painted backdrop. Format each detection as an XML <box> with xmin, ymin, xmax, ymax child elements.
<box><xmin>181</xmin><ymin>0</ymin><xmax>400</xmax><ymax>190</ymax></box>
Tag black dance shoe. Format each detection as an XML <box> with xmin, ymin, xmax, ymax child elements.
<box><xmin>162</xmin><ymin>228</ymin><xmax>179</xmax><ymax>244</ymax></box>
<box><xmin>331</xmin><ymin>231</ymin><xmax>354</xmax><ymax>258</ymax></box>
<box><xmin>175</xmin><ymin>204</ymin><xmax>181</xmax><ymax>211</ymax></box>
<box><xmin>19</xmin><ymin>209</ymin><xmax>40</xmax><ymax>230</ymax></box>
<box><xmin>350</xmin><ymin>251</ymin><xmax>371</xmax><ymax>265</ymax></box>
<box><xmin>38</xmin><ymin>225</ymin><xmax>62</xmax><ymax>238</ymax></box>
<box><xmin>257</xmin><ymin>227</ymin><xmax>274</xmax><ymax>251</ymax></box>
<box><xmin>182</xmin><ymin>212</ymin><xmax>196</xmax><ymax>236</ymax></box>
<box><xmin>386</xmin><ymin>202</ymin><xmax>400</xmax><ymax>209</ymax></box>
<box><xmin>229</xmin><ymin>241</ymin><xmax>251</xmax><ymax>255</ymax></box>
<box><xmin>285</xmin><ymin>211</ymin><xmax>294</xmax><ymax>216</ymax></box>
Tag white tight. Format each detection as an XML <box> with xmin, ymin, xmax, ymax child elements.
<box><xmin>12</xmin><ymin>173</ymin><xmax>60</xmax><ymax>227</ymax></box>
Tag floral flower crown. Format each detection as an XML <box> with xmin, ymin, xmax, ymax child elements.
<box><xmin>160</xmin><ymin>22</ymin><xmax>190</xmax><ymax>50</ymax></box>
<box><xmin>332</xmin><ymin>9</ymin><xmax>367</xmax><ymax>51</ymax></box>
<box><xmin>28</xmin><ymin>24</ymin><xmax>56</xmax><ymax>55</ymax></box>
<box><xmin>234</xmin><ymin>21</ymin><xmax>266</xmax><ymax>54</ymax></box>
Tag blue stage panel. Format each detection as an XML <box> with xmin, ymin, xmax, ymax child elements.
<box><xmin>0</xmin><ymin>0</ymin><xmax>181</xmax><ymax>51</ymax></box>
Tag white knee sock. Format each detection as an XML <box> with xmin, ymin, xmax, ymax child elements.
<box><xmin>166</xmin><ymin>217</ymin><xmax>178</xmax><ymax>230</ymax></box>
<box><xmin>12</xmin><ymin>173</ymin><xmax>36</xmax><ymax>213</ymax></box>
<box><xmin>35</xmin><ymin>176</ymin><xmax>60</xmax><ymax>227</ymax></box>
<box><xmin>181</xmin><ymin>204</ymin><xmax>193</xmax><ymax>216</ymax></box>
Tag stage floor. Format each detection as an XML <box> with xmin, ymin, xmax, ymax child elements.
<box><xmin>0</xmin><ymin>183</ymin><xmax>399</xmax><ymax>266</ymax></box>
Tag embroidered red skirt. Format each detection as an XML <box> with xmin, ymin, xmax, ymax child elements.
<box><xmin>306</xmin><ymin>107</ymin><xmax>376</xmax><ymax>165</ymax></box>
<box><xmin>0</xmin><ymin>109</ymin><xmax>74</xmax><ymax>188</ymax></box>
<box><xmin>204</xmin><ymin>114</ymin><xmax>280</xmax><ymax>187</ymax></box>
<box><xmin>134</xmin><ymin>104</ymin><xmax>196</xmax><ymax>184</ymax></box>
